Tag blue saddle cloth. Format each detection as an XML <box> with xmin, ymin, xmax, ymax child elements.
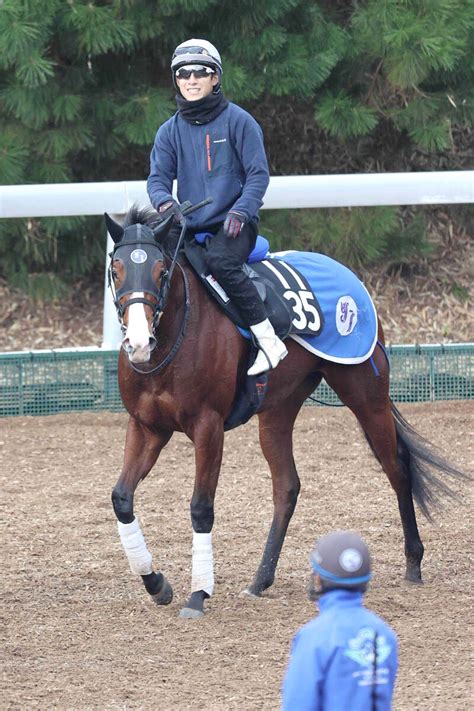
<box><xmin>272</xmin><ymin>250</ymin><xmax>377</xmax><ymax>364</ymax></box>
<box><xmin>194</xmin><ymin>233</ymin><xmax>377</xmax><ymax>364</ymax></box>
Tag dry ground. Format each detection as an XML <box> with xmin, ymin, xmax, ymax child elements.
<box><xmin>1</xmin><ymin>401</ymin><xmax>473</xmax><ymax>710</ymax></box>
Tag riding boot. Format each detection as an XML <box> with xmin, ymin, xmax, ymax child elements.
<box><xmin>247</xmin><ymin>318</ymin><xmax>288</xmax><ymax>376</ymax></box>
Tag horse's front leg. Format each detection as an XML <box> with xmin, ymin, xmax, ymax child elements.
<box><xmin>112</xmin><ymin>417</ymin><xmax>174</xmax><ymax>605</ymax></box>
<box><xmin>180</xmin><ymin>412</ymin><xmax>224</xmax><ymax>619</ymax></box>
<box><xmin>243</xmin><ymin>405</ymin><xmax>302</xmax><ymax>597</ymax></box>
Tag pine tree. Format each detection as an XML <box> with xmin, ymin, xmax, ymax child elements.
<box><xmin>343</xmin><ymin>0</ymin><xmax>474</xmax><ymax>151</ymax></box>
<box><xmin>0</xmin><ymin>0</ymin><xmax>174</xmax><ymax>297</ymax></box>
<box><xmin>0</xmin><ymin>0</ymin><xmax>472</xmax><ymax>298</ymax></box>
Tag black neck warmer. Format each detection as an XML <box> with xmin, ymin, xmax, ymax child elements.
<box><xmin>176</xmin><ymin>90</ymin><xmax>229</xmax><ymax>125</ymax></box>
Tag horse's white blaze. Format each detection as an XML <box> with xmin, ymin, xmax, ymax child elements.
<box><xmin>117</xmin><ymin>516</ymin><xmax>153</xmax><ymax>576</ymax></box>
<box><xmin>191</xmin><ymin>531</ymin><xmax>214</xmax><ymax>596</ymax></box>
<box><xmin>124</xmin><ymin>292</ymin><xmax>152</xmax><ymax>361</ymax></box>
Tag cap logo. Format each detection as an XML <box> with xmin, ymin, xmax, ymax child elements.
<box><xmin>131</xmin><ymin>249</ymin><xmax>147</xmax><ymax>264</ymax></box>
<box><xmin>339</xmin><ymin>548</ymin><xmax>363</xmax><ymax>572</ymax></box>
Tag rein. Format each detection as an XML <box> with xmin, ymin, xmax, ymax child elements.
<box><xmin>126</xmin><ymin>259</ymin><xmax>191</xmax><ymax>375</ymax></box>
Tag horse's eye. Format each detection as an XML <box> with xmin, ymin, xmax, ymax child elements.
<box><xmin>111</xmin><ymin>268</ymin><xmax>119</xmax><ymax>280</ymax></box>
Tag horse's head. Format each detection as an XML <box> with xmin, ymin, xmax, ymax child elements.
<box><xmin>105</xmin><ymin>209</ymin><xmax>172</xmax><ymax>363</ymax></box>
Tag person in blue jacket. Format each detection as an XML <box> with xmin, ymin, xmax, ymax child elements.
<box><xmin>282</xmin><ymin>530</ymin><xmax>398</xmax><ymax>711</ymax></box>
<box><xmin>147</xmin><ymin>38</ymin><xmax>288</xmax><ymax>376</ymax></box>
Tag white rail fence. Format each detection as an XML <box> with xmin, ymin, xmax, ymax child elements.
<box><xmin>1</xmin><ymin>171</ymin><xmax>473</xmax><ymax>346</ymax></box>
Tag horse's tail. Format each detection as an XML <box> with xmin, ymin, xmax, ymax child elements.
<box><xmin>390</xmin><ymin>400</ymin><xmax>470</xmax><ymax>521</ymax></box>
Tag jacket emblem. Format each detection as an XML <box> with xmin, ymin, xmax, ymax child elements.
<box><xmin>344</xmin><ymin>628</ymin><xmax>392</xmax><ymax>667</ymax></box>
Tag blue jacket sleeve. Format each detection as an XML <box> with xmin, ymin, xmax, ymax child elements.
<box><xmin>147</xmin><ymin>122</ymin><xmax>176</xmax><ymax>210</ymax></box>
<box><xmin>282</xmin><ymin>629</ymin><xmax>322</xmax><ymax>711</ymax></box>
<box><xmin>230</xmin><ymin>112</ymin><xmax>270</xmax><ymax>222</ymax></box>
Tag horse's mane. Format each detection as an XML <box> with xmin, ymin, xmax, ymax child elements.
<box><xmin>121</xmin><ymin>203</ymin><xmax>179</xmax><ymax>254</ymax></box>
<box><xmin>122</xmin><ymin>204</ymin><xmax>159</xmax><ymax>229</ymax></box>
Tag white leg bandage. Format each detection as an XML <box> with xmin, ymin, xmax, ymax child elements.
<box><xmin>191</xmin><ymin>531</ymin><xmax>214</xmax><ymax>596</ymax></box>
<box><xmin>117</xmin><ymin>517</ymin><xmax>153</xmax><ymax>576</ymax></box>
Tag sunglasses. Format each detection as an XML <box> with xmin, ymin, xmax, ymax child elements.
<box><xmin>176</xmin><ymin>65</ymin><xmax>215</xmax><ymax>80</ymax></box>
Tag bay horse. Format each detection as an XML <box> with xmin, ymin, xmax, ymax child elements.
<box><xmin>105</xmin><ymin>201</ymin><xmax>466</xmax><ymax>619</ymax></box>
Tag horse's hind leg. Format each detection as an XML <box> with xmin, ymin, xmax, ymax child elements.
<box><xmin>112</xmin><ymin>417</ymin><xmax>174</xmax><ymax>604</ymax></box>
<box><xmin>324</xmin><ymin>355</ymin><xmax>424</xmax><ymax>582</ymax></box>
<box><xmin>359</xmin><ymin>404</ymin><xmax>424</xmax><ymax>582</ymax></box>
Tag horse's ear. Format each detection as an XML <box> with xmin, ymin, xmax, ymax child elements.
<box><xmin>104</xmin><ymin>213</ymin><xmax>124</xmax><ymax>243</ymax></box>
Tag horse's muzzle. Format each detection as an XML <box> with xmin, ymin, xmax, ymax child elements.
<box><xmin>123</xmin><ymin>336</ymin><xmax>157</xmax><ymax>363</ymax></box>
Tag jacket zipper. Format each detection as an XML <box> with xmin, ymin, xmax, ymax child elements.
<box><xmin>205</xmin><ymin>133</ymin><xmax>212</xmax><ymax>172</ymax></box>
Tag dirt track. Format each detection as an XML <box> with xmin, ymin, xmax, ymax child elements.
<box><xmin>1</xmin><ymin>402</ymin><xmax>473</xmax><ymax>710</ymax></box>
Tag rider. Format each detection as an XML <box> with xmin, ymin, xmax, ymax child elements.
<box><xmin>147</xmin><ymin>38</ymin><xmax>288</xmax><ymax>376</ymax></box>
<box><xmin>282</xmin><ymin>531</ymin><xmax>398</xmax><ymax>710</ymax></box>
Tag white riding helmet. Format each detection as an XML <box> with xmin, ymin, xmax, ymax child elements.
<box><xmin>171</xmin><ymin>39</ymin><xmax>223</xmax><ymax>91</ymax></box>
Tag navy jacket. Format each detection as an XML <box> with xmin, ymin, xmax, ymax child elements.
<box><xmin>282</xmin><ymin>589</ymin><xmax>398</xmax><ymax>711</ymax></box>
<box><xmin>147</xmin><ymin>102</ymin><xmax>270</xmax><ymax>230</ymax></box>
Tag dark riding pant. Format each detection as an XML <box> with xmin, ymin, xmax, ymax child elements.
<box><xmin>204</xmin><ymin>221</ymin><xmax>267</xmax><ymax>327</ymax></box>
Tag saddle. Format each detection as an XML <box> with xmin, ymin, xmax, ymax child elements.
<box><xmin>183</xmin><ymin>235</ymin><xmax>324</xmax><ymax>341</ymax></box>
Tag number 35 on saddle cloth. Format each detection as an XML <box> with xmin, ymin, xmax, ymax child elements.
<box><xmin>184</xmin><ymin>237</ymin><xmax>378</xmax><ymax>366</ymax></box>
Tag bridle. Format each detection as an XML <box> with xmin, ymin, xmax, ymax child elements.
<box><xmin>107</xmin><ymin>197</ymin><xmax>212</xmax><ymax>375</ymax></box>
<box><xmin>108</xmin><ymin>224</ymin><xmax>169</xmax><ymax>331</ymax></box>
<box><xmin>108</xmin><ymin>220</ymin><xmax>190</xmax><ymax>375</ymax></box>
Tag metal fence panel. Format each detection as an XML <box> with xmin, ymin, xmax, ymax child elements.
<box><xmin>0</xmin><ymin>344</ymin><xmax>472</xmax><ymax>418</ymax></box>
<box><xmin>0</xmin><ymin>349</ymin><xmax>121</xmax><ymax>417</ymax></box>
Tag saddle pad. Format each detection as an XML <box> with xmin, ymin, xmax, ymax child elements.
<box><xmin>272</xmin><ymin>251</ymin><xmax>378</xmax><ymax>364</ymax></box>
<box><xmin>251</xmin><ymin>257</ymin><xmax>323</xmax><ymax>336</ymax></box>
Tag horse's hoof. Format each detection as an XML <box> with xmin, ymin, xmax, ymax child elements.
<box><xmin>150</xmin><ymin>578</ymin><xmax>173</xmax><ymax>605</ymax></box>
<box><xmin>405</xmin><ymin>574</ymin><xmax>423</xmax><ymax>585</ymax></box>
<box><xmin>179</xmin><ymin>607</ymin><xmax>205</xmax><ymax>619</ymax></box>
<box><xmin>405</xmin><ymin>565</ymin><xmax>423</xmax><ymax>584</ymax></box>
<box><xmin>239</xmin><ymin>587</ymin><xmax>261</xmax><ymax>599</ymax></box>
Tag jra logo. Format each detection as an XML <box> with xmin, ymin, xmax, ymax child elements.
<box><xmin>336</xmin><ymin>295</ymin><xmax>357</xmax><ymax>335</ymax></box>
